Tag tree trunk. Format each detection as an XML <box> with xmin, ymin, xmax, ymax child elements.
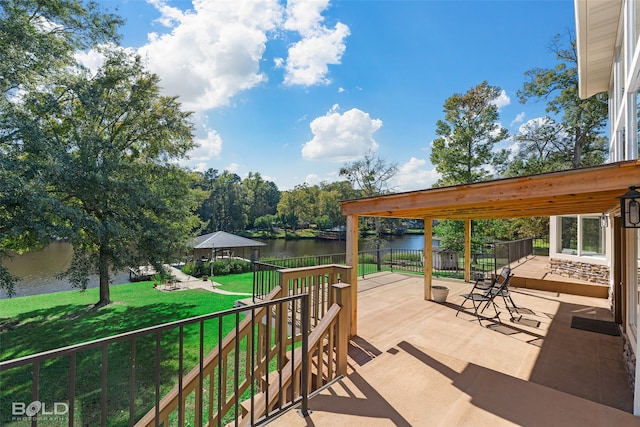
<box><xmin>96</xmin><ymin>245</ymin><xmax>111</xmax><ymax>307</ymax></box>
<box><xmin>573</xmin><ymin>123</ymin><xmax>583</xmax><ymax>168</ymax></box>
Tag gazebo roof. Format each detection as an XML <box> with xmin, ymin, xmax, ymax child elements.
<box><xmin>341</xmin><ymin>160</ymin><xmax>640</xmax><ymax>220</ymax></box>
<box><xmin>193</xmin><ymin>231</ymin><xmax>266</xmax><ymax>250</ymax></box>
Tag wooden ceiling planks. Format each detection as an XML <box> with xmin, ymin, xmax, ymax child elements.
<box><xmin>341</xmin><ymin>160</ymin><xmax>640</xmax><ymax>220</ymax></box>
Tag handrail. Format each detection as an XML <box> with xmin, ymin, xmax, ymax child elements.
<box><xmin>237</xmin><ymin>302</ymin><xmax>346</xmax><ymax>426</ymax></box>
<box><xmin>1</xmin><ymin>266</ymin><xmax>352</xmax><ymax>427</ymax></box>
<box><xmin>134</xmin><ymin>286</ymin><xmax>284</xmax><ymax>427</ymax></box>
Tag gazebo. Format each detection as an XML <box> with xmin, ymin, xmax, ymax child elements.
<box><xmin>192</xmin><ymin>231</ymin><xmax>266</xmax><ymax>262</ymax></box>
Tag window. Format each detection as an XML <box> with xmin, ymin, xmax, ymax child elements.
<box><xmin>558</xmin><ymin>215</ymin><xmax>605</xmax><ymax>258</ymax></box>
<box><xmin>560</xmin><ymin>216</ymin><xmax>577</xmax><ymax>254</ymax></box>
<box><xmin>581</xmin><ymin>217</ymin><xmax>605</xmax><ymax>256</ymax></box>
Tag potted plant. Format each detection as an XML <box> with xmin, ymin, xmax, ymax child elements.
<box><xmin>432</xmin><ymin>285</ymin><xmax>449</xmax><ymax>303</ymax></box>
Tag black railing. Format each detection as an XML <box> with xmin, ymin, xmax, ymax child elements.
<box><xmin>0</xmin><ymin>293</ymin><xmax>309</xmax><ymax>427</ymax></box>
<box><xmin>533</xmin><ymin>236</ymin><xmax>550</xmax><ymax>256</ymax></box>
<box><xmin>253</xmin><ymin>237</ymin><xmax>540</xmax><ymax>297</ymax></box>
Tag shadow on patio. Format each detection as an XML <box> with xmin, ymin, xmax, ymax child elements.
<box><xmin>271</xmin><ymin>271</ymin><xmax>637</xmax><ymax>426</ymax></box>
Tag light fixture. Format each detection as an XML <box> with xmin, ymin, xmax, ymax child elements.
<box><xmin>600</xmin><ymin>214</ymin><xmax>608</xmax><ymax>228</ymax></box>
<box><xmin>620</xmin><ymin>186</ymin><xmax>640</xmax><ymax>228</ymax></box>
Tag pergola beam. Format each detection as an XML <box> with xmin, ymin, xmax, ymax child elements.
<box><xmin>342</xmin><ymin>161</ymin><xmax>640</xmax><ymax>220</ymax></box>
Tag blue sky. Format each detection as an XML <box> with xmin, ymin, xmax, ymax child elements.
<box><xmin>92</xmin><ymin>0</ymin><xmax>577</xmax><ymax>191</ymax></box>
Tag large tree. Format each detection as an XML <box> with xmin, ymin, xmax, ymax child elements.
<box><xmin>0</xmin><ymin>0</ymin><xmax>122</xmax><ymax>296</ymax></box>
<box><xmin>430</xmin><ymin>81</ymin><xmax>509</xmax><ymax>187</ymax></box>
<box><xmin>8</xmin><ymin>49</ymin><xmax>202</xmax><ymax>306</ymax></box>
<box><xmin>339</xmin><ymin>150</ymin><xmax>398</xmax><ymax>198</ymax></box>
<box><xmin>429</xmin><ymin>81</ymin><xmax>509</xmax><ymax>252</ymax></box>
<box><xmin>197</xmin><ymin>169</ymin><xmax>246</xmax><ymax>233</ymax></box>
<box><xmin>242</xmin><ymin>172</ymin><xmax>280</xmax><ymax>228</ymax></box>
<box><xmin>516</xmin><ymin>31</ymin><xmax>608</xmax><ymax>171</ymax></box>
<box><xmin>339</xmin><ymin>151</ymin><xmax>398</xmax><ymax>247</ymax></box>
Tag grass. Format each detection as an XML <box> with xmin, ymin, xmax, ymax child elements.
<box><xmin>0</xmin><ymin>279</ymin><xmax>245</xmax><ymax>426</ymax></box>
<box><xmin>212</xmin><ymin>272</ymin><xmax>254</xmax><ymax>293</ymax></box>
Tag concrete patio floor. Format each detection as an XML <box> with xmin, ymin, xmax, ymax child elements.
<box><xmin>271</xmin><ymin>267</ymin><xmax>638</xmax><ymax>426</ymax></box>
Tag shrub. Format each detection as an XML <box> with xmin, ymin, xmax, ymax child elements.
<box><xmin>183</xmin><ymin>259</ymin><xmax>251</xmax><ymax>277</ymax></box>
<box><xmin>212</xmin><ymin>260</ymin><xmax>231</xmax><ymax>276</ymax></box>
<box><xmin>181</xmin><ymin>263</ymin><xmax>193</xmax><ymax>275</ymax></box>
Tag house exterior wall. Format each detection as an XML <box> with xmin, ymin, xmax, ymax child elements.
<box><xmin>575</xmin><ymin>0</ymin><xmax>640</xmax><ymax>414</ymax></box>
<box><xmin>548</xmin><ymin>214</ymin><xmax>612</xmax><ymax>285</ymax></box>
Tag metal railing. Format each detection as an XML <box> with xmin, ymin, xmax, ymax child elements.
<box><xmin>254</xmin><ymin>237</ymin><xmax>541</xmax><ymax>294</ymax></box>
<box><xmin>1</xmin><ymin>291</ymin><xmax>311</xmax><ymax>427</ymax></box>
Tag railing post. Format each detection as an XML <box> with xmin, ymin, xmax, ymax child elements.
<box><xmin>332</xmin><ymin>283</ymin><xmax>351</xmax><ymax>375</ymax></box>
<box><xmin>299</xmin><ymin>293</ymin><xmax>310</xmax><ymax>417</ymax></box>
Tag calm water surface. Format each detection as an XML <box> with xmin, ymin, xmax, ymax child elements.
<box><xmin>1</xmin><ymin>235</ymin><xmax>424</xmax><ymax>299</ymax></box>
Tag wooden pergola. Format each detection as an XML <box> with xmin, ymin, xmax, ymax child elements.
<box><xmin>341</xmin><ymin>160</ymin><xmax>640</xmax><ymax>335</ymax></box>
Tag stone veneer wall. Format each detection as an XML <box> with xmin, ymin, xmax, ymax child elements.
<box><xmin>623</xmin><ymin>333</ymin><xmax>636</xmax><ymax>391</ymax></box>
<box><xmin>549</xmin><ymin>258</ymin><xmax>610</xmax><ymax>285</ymax></box>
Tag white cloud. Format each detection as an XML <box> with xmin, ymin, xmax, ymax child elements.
<box><xmin>511</xmin><ymin>111</ymin><xmax>526</xmax><ymax>127</ymax></box>
<box><xmin>302</xmin><ymin>106</ymin><xmax>382</xmax><ymax>162</ymax></box>
<box><xmin>147</xmin><ymin>0</ymin><xmax>184</xmax><ymax>27</ymax></box>
<box><xmin>282</xmin><ymin>0</ymin><xmax>350</xmax><ymax>86</ymax></box>
<box><xmin>491</xmin><ymin>89</ymin><xmax>510</xmax><ymax>111</ymax></box>
<box><xmin>133</xmin><ymin>0</ymin><xmax>349</xmax><ymax>110</ymax></box>
<box><xmin>74</xmin><ymin>49</ymin><xmax>106</xmax><ymax>75</ymax></box>
<box><xmin>226</xmin><ymin>162</ymin><xmax>239</xmax><ymax>172</ymax></box>
<box><xmin>517</xmin><ymin>116</ymin><xmax>553</xmax><ymax>134</ymax></box>
<box><xmin>338</xmin><ymin>87</ymin><xmax>345</xmax><ymax>93</ymax></box>
<box><xmin>393</xmin><ymin>157</ymin><xmax>439</xmax><ymax>192</ymax></box>
<box><xmin>192</xmin><ymin>162</ymin><xmax>208</xmax><ymax>172</ymax></box>
<box><xmin>75</xmin><ymin>44</ymin><xmax>137</xmax><ymax>76</ymax></box>
<box><xmin>189</xmin><ymin>129</ymin><xmax>223</xmax><ymax>161</ymax></box>
<box><xmin>139</xmin><ymin>0</ymin><xmax>284</xmax><ymax>112</ymax></box>
<box><xmin>305</xmin><ymin>173</ymin><xmax>321</xmax><ymax>185</ymax></box>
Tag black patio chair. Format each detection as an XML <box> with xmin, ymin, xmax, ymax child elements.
<box><xmin>481</xmin><ymin>272</ymin><xmax>520</xmax><ymax>321</ymax></box>
<box><xmin>456</xmin><ymin>267</ymin><xmax>512</xmax><ymax>325</ymax></box>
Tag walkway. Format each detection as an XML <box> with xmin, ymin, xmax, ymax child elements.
<box><xmin>154</xmin><ymin>265</ymin><xmax>252</xmax><ymax>296</ymax></box>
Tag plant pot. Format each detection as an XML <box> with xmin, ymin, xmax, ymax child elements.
<box><xmin>432</xmin><ymin>285</ymin><xmax>449</xmax><ymax>303</ymax></box>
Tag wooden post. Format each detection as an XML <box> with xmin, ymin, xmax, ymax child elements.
<box><xmin>333</xmin><ymin>283</ymin><xmax>351</xmax><ymax>376</ymax></box>
<box><xmin>424</xmin><ymin>218</ymin><xmax>433</xmax><ymax>300</ymax></box>
<box><xmin>464</xmin><ymin>219</ymin><xmax>472</xmax><ymax>282</ymax></box>
<box><xmin>345</xmin><ymin>215</ymin><xmax>358</xmax><ymax>337</ymax></box>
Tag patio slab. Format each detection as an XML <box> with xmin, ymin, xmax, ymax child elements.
<box><xmin>270</xmin><ymin>272</ymin><xmax>636</xmax><ymax>426</ymax></box>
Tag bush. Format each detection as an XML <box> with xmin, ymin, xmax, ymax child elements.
<box><xmin>181</xmin><ymin>263</ymin><xmax>193</xmax><ymax>275</ymax></box>
<box><xmin>183</xmin><ymin>259</ymin><xmax>252</xmax><ymax>277</ymax></box>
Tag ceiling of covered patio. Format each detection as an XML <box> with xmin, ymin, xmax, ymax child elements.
<box><xmin>341</xmin><ymin>160</ymin><xmax>640</xmax><ymax>220</ymax></box>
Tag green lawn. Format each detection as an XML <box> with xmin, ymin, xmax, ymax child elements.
<box><xmin>211</xmin><ymin>271</ymin><xmax>254</xmax><ymax>293</ymax></box>
<box><xmin>0</xmin><ymin>279</ymin><xmax>245</xmax><ymax>426</ymax></box>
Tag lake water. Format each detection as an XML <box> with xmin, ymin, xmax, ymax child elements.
<box><xmin>0</xmin><ymin>234</ymin><xmax>425</xmax><ymax>299</ymax></box>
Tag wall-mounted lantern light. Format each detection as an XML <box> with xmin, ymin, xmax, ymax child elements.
<box><xmin>620</xmin><ymin>186</ymin><xmax>640</xmax><ymax>228</ymax></box>
<box><xmin>600</xmin><ymin>214</ymin><xmax>608</xmax><ymax>228</ymax></box>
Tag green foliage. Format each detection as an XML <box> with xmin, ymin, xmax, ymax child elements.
<box><xmin>254</xmin><ymin>214</ymin><xmax>276</xmax><ymax>232</ymax></box>
<box><xmin>314</xmin><ymin>215</ymin><xmax>332</xmax><ymax>230</ymax></box>
<box><xmin>430</xmin><ymin>81</ymin><xmax>509</xmax><ymax>187</ymax></box>
<box><xmin>0</xmin><ymin>0</ymin><xmax>122</xmax><ymax>95</ymax></box>
<box><xmin>183</xmin><ymin>259</ymin><xmax>251</xmax><ymax>277</ymax></box>
<box><xmin>515</xmin><ymin>31</ymin><xmax>607</xmax><ymax>172</ymax></box>
<box><xmin>0</xmin><ymin>0</ymin><xmax>122</xmax><ymax>297</ymax></box>
<box><xmin>242</xmin><ymin>172</ymin><xmax>280</xmax><ymax>228</ymax></box>
<box><xmin>211</xmin><ymin>260</ymin><xmax>251</xmax><ymax>276</ymax></box>
<box><xmin>383</xmin><ymin>252</ymin><xmax>421</xmax><ymax>262</ymax></box>
<box><xmin>339</xmin><ymin>150</ymin><xmax>398</xmax><ymax>197</ymax></box>
<box><xmin>196</xmin><ymin>169</ymin><xmax>248</xmax><ymax>233</ymax></box>
<box><xmin>3</xmin><ymin>47</ymin><xmax>204</xmax><ymax>305</ymax></box>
